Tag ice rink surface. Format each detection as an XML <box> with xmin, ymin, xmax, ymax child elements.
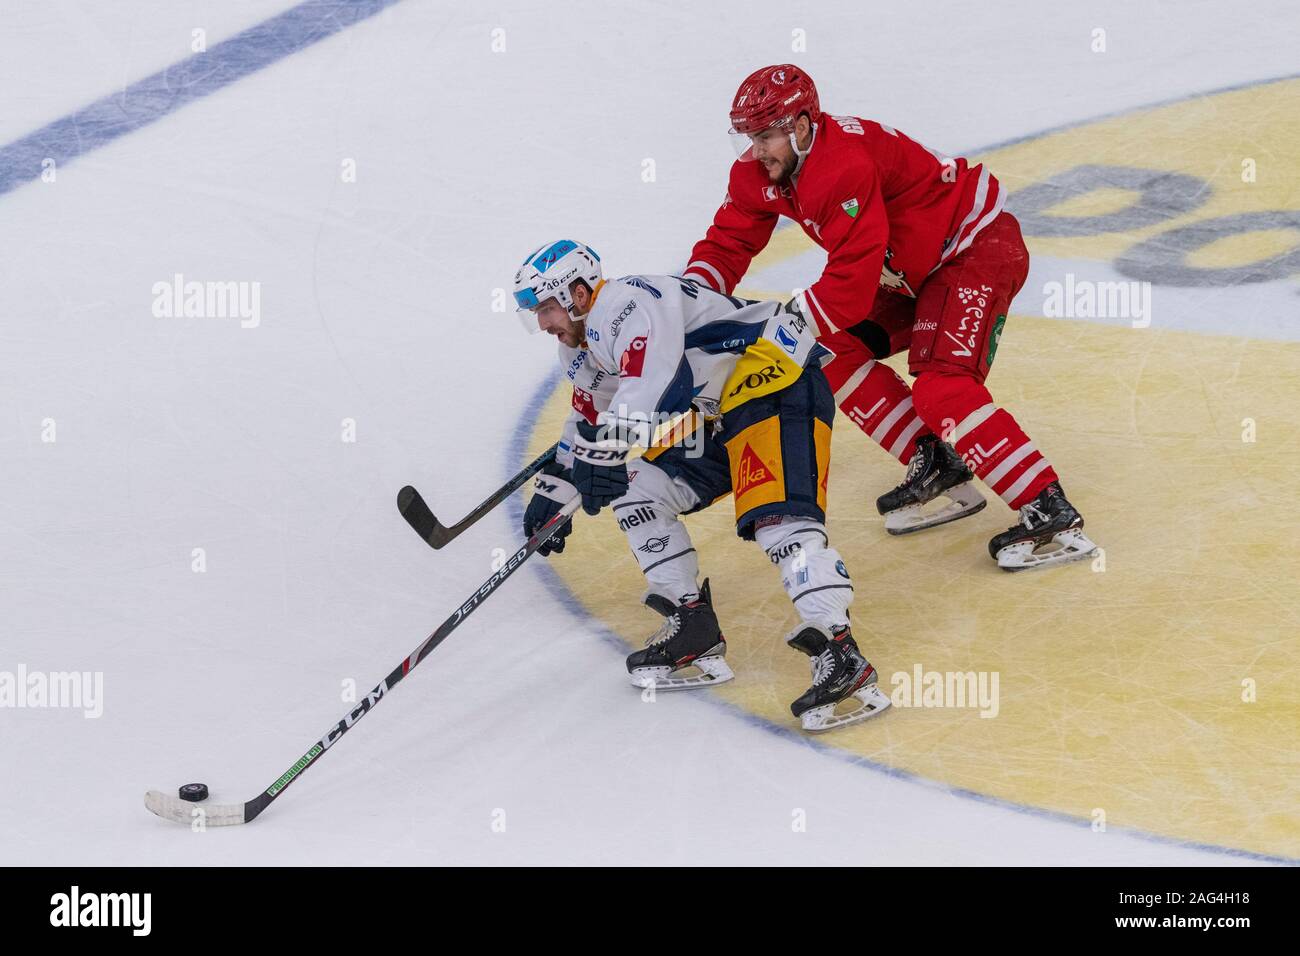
<box><xmin>1</xmin><ymin>0</ymin><xmax>1297</xmax><ymax>864</ymax></box>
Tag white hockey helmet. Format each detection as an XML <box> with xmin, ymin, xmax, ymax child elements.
<box><xmin>512</xmin><ymin>240</ymin><xmax>602</xmax><ymax>324</ymax></box>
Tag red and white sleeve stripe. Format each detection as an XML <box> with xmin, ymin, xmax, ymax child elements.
<box><xmin>793</xmin><ymin>286</ymin><xmax>835</xmax><ymax>336</ymax></box>
<box><xmin>683</xmin><ymin>260</ymin><xmax>724</xmax><ymax>291</ymax></box>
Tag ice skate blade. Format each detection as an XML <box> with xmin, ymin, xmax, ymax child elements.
<box><xmin>996</xmin><ymin>528</ymin><xmax>1099</xmax><ymax>572</ymax></box>
<box><xmin>798</xmin><ymin>684</ymin><xmax>892</xmax><ymax>733</ymax></box>
<box><xmin>628</xmin><ymin>655</ymin><xmax>734</xmax><ymax>691</ymax></box>
<box><xmin>884</xmin><ymin>482</ymin><xmax>986</xmax><ymax>535</ymax></box>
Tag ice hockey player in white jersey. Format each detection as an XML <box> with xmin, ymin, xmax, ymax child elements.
<box><xmin>512</xmin><ymin>239</ymin><xmax>890</xmax><ymax>732</ymax></box>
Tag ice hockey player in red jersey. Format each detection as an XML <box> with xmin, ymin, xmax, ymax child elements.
<box><xmin>683</xmin><ymin>65</ymin><xmax>1099</xmax><ymax>571</ymax></box>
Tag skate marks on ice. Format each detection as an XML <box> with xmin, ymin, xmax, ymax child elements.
<box><xmin>523</xmin><ymin>78</ymin><xmax>1300</xmax><ymax>862</ymax></box>
<box><xmin>526</xmin><ymin>321</ymin><xmax>1300</xmax><ymax>862</ymax></box>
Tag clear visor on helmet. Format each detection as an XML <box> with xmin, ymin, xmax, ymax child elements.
<box><xmin>513</xmin><ymin>286</ymin><xmax>564</xmax><ymax>334</ymax></box>
<box><xmin>729</xmin><ymin>116</ymin><xmax>795</xmax><ymax>160</ymax></box>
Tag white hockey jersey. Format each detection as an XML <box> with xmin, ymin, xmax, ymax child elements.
<box><xmin>554</xmin><ymin>274</ymin><xmax>829</xmax><ymax>467</ymax></box>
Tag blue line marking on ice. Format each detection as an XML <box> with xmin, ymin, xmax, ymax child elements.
<box><xmin>507</xmin><ymin>74</ymin><xmax>1300</xmax><ymax>865</ymax></box>
<box><xmin>0</xmin><ymin>0</ymin><xmax>406</xmax><ymax>198</ymax></box>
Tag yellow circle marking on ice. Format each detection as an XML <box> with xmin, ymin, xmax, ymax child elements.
<box><xmin>524</xmin><ymin>77</ymin><xmax>1300</xmax><ymax>860</ymax></box>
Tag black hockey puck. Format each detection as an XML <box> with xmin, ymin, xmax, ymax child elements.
<box><xmin>178</xmin><ymin>783</ymin><xmax>209</xmax><ymax>802</ymax></box>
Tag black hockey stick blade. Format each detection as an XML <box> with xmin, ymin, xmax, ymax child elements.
<box><xmin>397</xmin><ymin>484</ymin><xmax>451</xmax><ymax>548</ymax></box>
<box><xmin>398</xmin><ymin>443</ymin><xmax>558</xmax><ymax>550</ymax></box>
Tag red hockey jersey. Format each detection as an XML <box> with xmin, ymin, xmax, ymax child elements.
<box><xmin>684</xmin><ymin>115</ymin><xmax>1004</xmax><ymax>335</ymax></box>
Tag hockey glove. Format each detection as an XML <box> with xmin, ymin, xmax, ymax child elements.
<box><xmin>523</xmin><ymin>461</ymin><xmax>577</xmax><ymax>555</ymax></box>
<box><xmin>572</xmin><ymin>419</ymin><xmax>630</xmax><ymax>516</ymax></box>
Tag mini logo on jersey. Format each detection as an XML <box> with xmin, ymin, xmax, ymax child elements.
<box><xmin>763</xmin><ymin>185</ymin><xmax>779</xmax><ymax>201</ymax></box>
<box><xmin>734</xmin><ymin>444</ymin><xmax>776</xmax><ymax>498</ymax></box>
<box><xmin>841</xmin><ymin>197</ymin><xmax>860</xmax><ymax>218</ymax></box>
<box><xmin>619</xmin><ymin>336</ymin><xmax>648</xmax><ymax>377</ymax></box>
<box><xmin>638</xmin><ymin>535</ymin><xmax>671</xmax><ymax>555</ymax></box>
<box><xmin>774</xmin><ymin>325</ymin><xmax>799</xmax><ymax>354</ymax></box>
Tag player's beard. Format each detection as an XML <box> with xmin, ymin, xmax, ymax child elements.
<box><xmin>762</xmin><ymin>152</ymin><xmax>796</xmax><ymax>182</ymax></box>
<box><xmin>561</xmin><ymin>319</ymin><xmax>585</xmax><ymax>349</ymax></box>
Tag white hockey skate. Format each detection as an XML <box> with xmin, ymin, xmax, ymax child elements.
<box><xmin>877</xmin><ymin>434</ymin><xmax>987</xmax><ymax>535</ymax></box>
<box><xmin>786</xmin><ymin>624</ymin><xmax>891</xmax><ymax>733</ymax></box>
<box><xmin>884</xmin><ymin>481</ymin><xmax>987</xmax><ymax>535</ymax></box>
<box><xmin>990</xmin><ymin>482</ymin><xmax>1099</xmax><ymax>572</ymax></box>
<box><xmin>626</xmin><ymin>580</ymin><xmax>734</xmax><ymax>691</ymax></box>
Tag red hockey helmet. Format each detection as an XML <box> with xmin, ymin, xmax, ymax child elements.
<box><xmin>728</xmin><ymin>64</ymin><xmax>821</xmax><ymax>137</ymax></box>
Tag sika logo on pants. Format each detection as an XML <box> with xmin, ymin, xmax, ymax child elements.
<box><xmin>726</xmin><ymin>417</ymin><xmax>785</xmax><ymax>518</ymax></box>
<box><xmin>734</xmin><ymin>444</ymin><xmax>774</xmax><ymax>498</ymax></box>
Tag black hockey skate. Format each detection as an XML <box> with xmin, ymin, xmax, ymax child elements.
<box><xmin>988</xmin><ymin>481</ymin><xmax>1099</xmax><ymax>572</ymax></box>
<box><xmin>786</xmin><ymin>624</ymin><xmax>890</xmax><ymax>732</ymax></box>
<box><xmin>876</xmin><ymin>434</ymin><xmax>986</xmax><ymax>535</ymax></box>
<box><xmin>626</xmin><ymin>578</ymin><xmax>733</xmax><ymax>691</ymax></box>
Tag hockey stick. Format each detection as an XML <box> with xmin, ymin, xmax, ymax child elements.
<box><xmin>397</xmin><ymin>443</ymin><xmax>558</xmax><ymax>549</ymax></box>
<box><xmin>143</xmin><ymin>495</ymin><xmax>581</xmax><ymax>827</ymax></box>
